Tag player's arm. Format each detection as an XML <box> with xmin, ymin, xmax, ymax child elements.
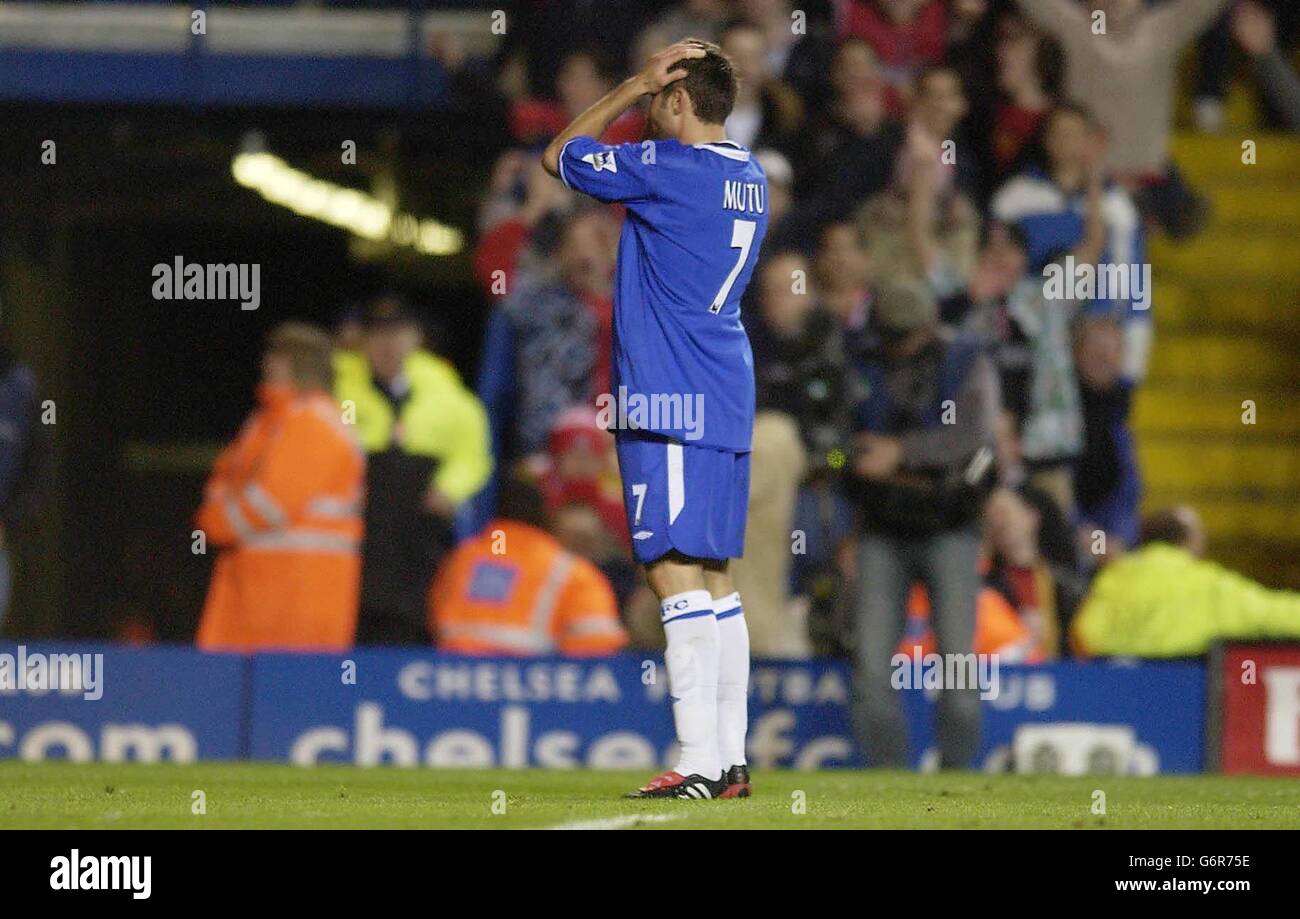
<box><xmin>540</xmin><ymin>41</ymin><xmax>705</xmax><ymax>178</ymax></box>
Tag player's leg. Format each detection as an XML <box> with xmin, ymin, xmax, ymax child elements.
<box><xmin>648</xmin><ymin>553</ymin><xmax>722</xmax><ymax>780</ymax></box>
<box><xmin>623</xmin><ymin>553</ymin><xmax>723</xmax><ymax>798</ymax></box>
<box><xmin>704</xmin><ymin>559</ymin><xmax>750</xmax><ymax>798</ymax></box>
<box><xmin>616</xmin><ymin>432</ymin><xmax>724</xmax><ymax>799</ymax></box>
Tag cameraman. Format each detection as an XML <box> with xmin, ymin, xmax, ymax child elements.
<box><xmin>847</xmin><ymin>278</ymin><xmax>999</xmax><ymax>769</ymax></box>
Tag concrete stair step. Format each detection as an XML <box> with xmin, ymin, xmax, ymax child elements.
<box><xmin>1145</xmin><ymin>334</ymin><xmax>1300</xmax><ymax>386</ymax></box>
<box><xmin>1171</xmin><ymin>133</ymin><xmax>1300</xmax><ymax>183</ymax></box>
<box><xmin>1154</xmin><ymin>279</ymin><xmax>1300</xmax><ymax>330</ymax></box>
<box><xmin>1208</xmin><ymin>192</ymin><xmax>1300</xmax><ymax>226</ymax></box>
<box><xmin>1136</xmin><ymin>438</ymin><xmax>1300</xmax><ymax>492</ymax></box>
<box><xmin>1148</xmin><ymin>233</ymin><xmax>1300</xmax><ymax>282</ymax></box>
<box><xmin>1134</xmin><ymin>386</ymin><xmax>1300</xmax><ymax>437</ymax></box>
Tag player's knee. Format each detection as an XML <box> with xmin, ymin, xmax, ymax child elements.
<box><xmin>645</xmin><ymin>553</ymin><xmax>707</xmax><ymax>598</ymax></box>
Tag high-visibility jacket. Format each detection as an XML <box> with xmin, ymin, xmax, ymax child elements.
<box><xmin>429</xmin><ymin>519</ymin><xmax>627</xmax><ymax>656</ymax></box>
<box><xmin>1072</xmin><ymin>543</ymin><xmax>1300</xmax><ymax>658</ymax></box>
<box><xmin>334</xmin><ymin>349</ymin><xmax>491</xmax><ymax>507</ymax></box>
<box><xmin>196</xmin><ymin>384</ymin><xmax>365</xmax><ymax>651</ymax></box>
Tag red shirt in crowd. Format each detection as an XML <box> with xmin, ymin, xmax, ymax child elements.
<box><xmin>839</xmin><ymin>0</ymin><xmax>947</xmax><ymax>115</ymax></box>
<box><xmin>993</xmin><ymin>103</ymin><xmax>1048</xmax><ymax>172</ymax></box>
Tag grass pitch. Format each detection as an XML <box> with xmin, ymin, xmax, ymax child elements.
<box><xmin>2</xmin><ymin>762</ymin><xmax>1298</xmax><ymax>829</ymax></box>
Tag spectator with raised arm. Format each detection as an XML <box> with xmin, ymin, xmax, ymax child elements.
<box><xmin>1011</xmin><ymin>0</ymin><xmax>1231</xmax><ymax>239</ymax></box>
<box><xmin>1233</xmin><ymin>0</ymin><xmax>1300</xmax><ymax>132</ymax></box>
<box><xmin>992</xmin><ymin>103</ymin><xmax>1149</xmax><ymax>382</ymax></box>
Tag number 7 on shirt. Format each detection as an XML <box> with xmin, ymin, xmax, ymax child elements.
<box><xmin>709</xmin><ymin>219</ymin><xmax>757</xmax><ymax>314</ymax></box>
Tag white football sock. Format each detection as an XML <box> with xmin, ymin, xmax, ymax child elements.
<box><xmin>714</xmin><ymin>591</ymin><xmax>749</xmax><ymax>768</ymax></box>
<box><xmin>661</xmin><ymin>589</ymin><xmax>720</xmax><ymax>780</ymax></box>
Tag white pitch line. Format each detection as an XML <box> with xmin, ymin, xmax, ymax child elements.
<box><xmin>545</xmin><ymin>813</ymin><xmax>685</xmax><ymax>831</ymax></box>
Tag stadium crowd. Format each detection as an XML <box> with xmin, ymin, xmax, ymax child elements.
<box><xmin>179</xmin><ymin>1</ymin><xmax>1300</xmax><ymax>671</ymax></box>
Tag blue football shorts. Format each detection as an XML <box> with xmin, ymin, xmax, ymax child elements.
<box><xmin>614</xmin><ymin>429</ymin><xmax>750</xmax><ymax>564</ymax></box>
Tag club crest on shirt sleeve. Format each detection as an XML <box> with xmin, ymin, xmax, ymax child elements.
<box><xmin>582</xmin><ymin>150</ymin><xmax>618</xmax><ymax>173</ymax></box>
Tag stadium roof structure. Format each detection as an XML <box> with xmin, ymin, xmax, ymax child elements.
<box><xmin>0</xmin><ymin>1</ymin><xmax>497</xmax><ymax>109</ymax></box>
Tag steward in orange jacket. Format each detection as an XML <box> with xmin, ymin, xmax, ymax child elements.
<box><xmin>429</xmin><ymin>480</ymin><xmax>627</xmax><ymax>656</ymax></box>
<box><xmin>196</xmin><ymin>323</ymin><xmax>365</xmax><ymax>651</ymax></box>
<box><xmin>898</xmin><ymin>582</ymin><xmax>1041</xmax><ymax>663</ymax></box>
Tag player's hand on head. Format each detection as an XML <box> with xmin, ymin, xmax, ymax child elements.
<box><xmin>638</xmin><ymin>41</ymin><xmax>706</xmax><ymax>95</ymax></box>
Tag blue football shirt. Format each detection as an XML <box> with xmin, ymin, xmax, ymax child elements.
<box><xmin>559</xmin><ymin>136</ymin><xmax>768</xmax><ymax>452</ymax></box>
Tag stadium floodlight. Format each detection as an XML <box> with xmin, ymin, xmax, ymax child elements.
<box><xmin>230</xmin><ymin>151</ymin><xmax>463</xmax><ymax>255</ymax></box>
